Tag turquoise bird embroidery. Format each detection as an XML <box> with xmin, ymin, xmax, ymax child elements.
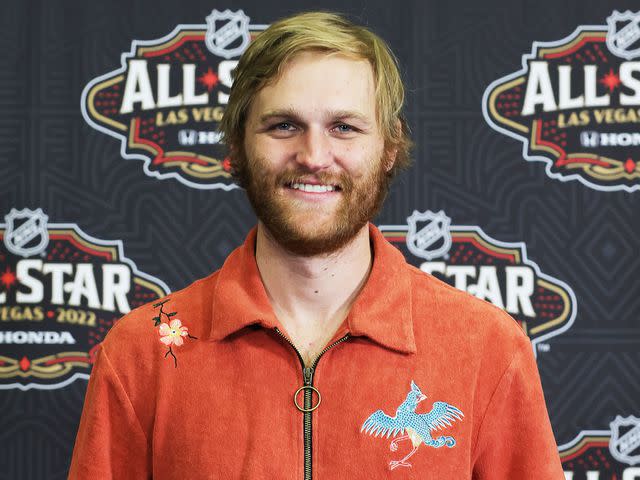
<box><xmin>361</xmin><ymin>381</ymin><xmax>464</xmax><ymax>470</ymax></box>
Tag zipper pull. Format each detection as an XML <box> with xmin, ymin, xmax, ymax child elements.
<box><xmin>294</xmin><ymin>368</ymin><xmax>321</xmax><ymax>412</ymax></box>
<box><xmin>303</xmin><ymin>366</ymin><xmax>313</xmax><ymax>385</ymax></box>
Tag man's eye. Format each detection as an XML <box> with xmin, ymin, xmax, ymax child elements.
<box><xmin>334</xmin><ymin>124</ymin><xmax>354</xmax><ymax>133</ymax></box>
<box><xmin>273</xmin><ymin>122</ymin><xmax>294</xmax><ymax>131</ymax></box>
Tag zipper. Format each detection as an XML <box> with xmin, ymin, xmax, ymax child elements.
<box><xmin>274</xmin><ymin>327</ymin><xmax>350</xmax><ymax>480</ymax></box>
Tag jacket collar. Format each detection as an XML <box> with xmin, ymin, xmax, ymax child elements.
<box><xmin>209</xmin><ymin>224</ymin><xmax>416</xmax><ymax>354</ymax></box>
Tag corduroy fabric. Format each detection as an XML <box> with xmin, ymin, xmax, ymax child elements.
<box><xmin>69</xmin><ymin>224</ymin><xmax>564</xmax><ymax>479</ymax></box>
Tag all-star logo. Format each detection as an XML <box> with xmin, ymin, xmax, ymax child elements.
<box><xmin>380</xmin><ymin>211</ymin><xmax>577</xmax><ymax>347</ymax></box>
<box><xmin>483</xmin><ymin>10</ymin><xmax>640</xmax><ymax>192</ymax></box>
<box><xmin>0</xmin><ymin>209</ymin><xmax>169</xmax><ymax>390</ymax></box>
<box><xmin>81</xmin><ymin>10</ymin><xmax>268</xmax><ymax>190</ymax></box>
<box><xmin>559</xmin><ymin>424</ymin><xmax>640</xmax><ymax>477</ymax></box>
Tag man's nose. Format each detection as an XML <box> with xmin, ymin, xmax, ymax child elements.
<box><xmin>295</xmin><ymin>127</ymin><xmax>332</xmax><ymax>171</ymax></box>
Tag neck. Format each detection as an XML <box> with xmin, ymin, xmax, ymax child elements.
<box><xmin>255</xmin><ymin>222</ymin><xmax>372</xmax><ymax>363</ymax></box>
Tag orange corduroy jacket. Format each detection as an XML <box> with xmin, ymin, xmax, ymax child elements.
<box><xmin>69</xmin><ymin>224</ymin><xmax>564</xmax><ymax>479</ymax></box>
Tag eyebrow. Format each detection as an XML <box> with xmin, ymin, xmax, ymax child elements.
<box><xmin>259</xmin><ymin>108</ymin><xmax>372</xmax><ymax>126</ymax></box>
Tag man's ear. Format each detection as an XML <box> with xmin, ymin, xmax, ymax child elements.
<box><xmin>384</xmin><ymin>145</ymin><xmax>398</xmax><ymax>173</ymax></box>
<box><xmin>384</xmin><ymin>119</ymin><xmax>401</xmax><ymax>173</ymax></box>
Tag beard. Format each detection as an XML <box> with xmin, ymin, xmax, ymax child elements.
<box><xmin>235</xmin><ymin>148</ymin><xmax>391</xmax><ymax>257</ymax></box>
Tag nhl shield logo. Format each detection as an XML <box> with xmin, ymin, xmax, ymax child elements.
<box><xmin>609</xmin><ymin>415</ymin><xmax>640</xmax><ymax>465</ymax></box>
<box><xmin>205</xmin><ymin>9</ymin><xmax>251</xmax><ymax>59</ymax></box>
<box><xmin>3</xmin><ymin>208</ymin><xmax>49</xmax><ymax>258</ymax></box>
<box><xmin>606</xmin><ymin>10</ymin><xmax>640</xmax><ymax>60</ymax></box>
<box><xmin>406</xmin><ymin>210</ymin><xmax>452</xmax><ymax>261</ymax></box>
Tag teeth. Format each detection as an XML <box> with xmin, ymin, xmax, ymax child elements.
<box><xmin>290</xmin><ymin>183</ymin><xmax>335</xmax><ymax>193</ymax></box>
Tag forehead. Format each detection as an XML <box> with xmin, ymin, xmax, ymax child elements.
<box><xmin>248</xmin><ymin>51</ymin><xmax>376</xmax><ymax>120</ymax></box>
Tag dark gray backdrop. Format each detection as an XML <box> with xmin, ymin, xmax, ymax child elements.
<box><xmin>1</xmin><ymin>0</ymin><xmax>639</xmax><ymax>478</ymax></box>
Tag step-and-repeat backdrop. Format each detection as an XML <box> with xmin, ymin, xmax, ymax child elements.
<box><xmin>1</xmin><ymin>1</ymin><xmax>639</xmax><ymax>478</ymax></box>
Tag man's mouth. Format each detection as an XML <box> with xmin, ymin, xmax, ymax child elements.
<box><xmin>285</xmin><ymin>182</ymin><xmax>341</xmax><ymax>193</ymax></box>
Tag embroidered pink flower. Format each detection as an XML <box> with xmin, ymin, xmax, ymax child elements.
<box><xmin>158</xmin><ymin>319</ymin><xmax>189</xmax><ymax>346</ymax></box>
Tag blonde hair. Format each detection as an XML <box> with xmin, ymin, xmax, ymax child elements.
<box><xmin>219</xmin><ymin>11</ymin><xmax>412</xmax><ymax>179</ymax></box>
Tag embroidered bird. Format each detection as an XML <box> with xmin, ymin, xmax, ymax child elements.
<box><xmin>360</xmin><ymin>380</ymin><xmax>464</xmax><ymax>470</ymax></box>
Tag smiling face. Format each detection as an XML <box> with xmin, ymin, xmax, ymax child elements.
<box><xmin>240</xmin><ymin>51</ymin><xmax>394</xmax><ymax>256</ymax></box>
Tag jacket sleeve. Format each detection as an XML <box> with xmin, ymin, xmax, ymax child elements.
<box><xmin>471</xmin><ymin>336</ymin><xmax>564</xmax><ymax>479</ymax></box>
<box><xmin>68</xmin><ymin>344</ymin><xmax>150</xmax><ymax>479</ymax></box>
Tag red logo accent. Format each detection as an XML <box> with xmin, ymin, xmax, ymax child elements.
<box><xmin>625</xmin><ymin>158</ymin><xmax>636</xmax><ymax>173</ymax></box>
<box><xmin>19</xmin><ymin>357</ymin><xmax>30</xmax><ymax>372</ymax></box>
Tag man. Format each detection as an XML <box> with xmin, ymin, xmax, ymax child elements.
<box><xmin>69</xmin><ymin>12</ymin><xmax>564</xmax><ymax>479</ymax></box>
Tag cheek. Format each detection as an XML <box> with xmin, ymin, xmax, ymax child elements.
<box><xmin>338</xmin><ymin>142</ymin><xmax>383</xmax><ymax>173</ymax></box>
<box><xmin>253</xmin><ymin>137</ymin><xmax>294</xmax><ymax>163</ymax></box>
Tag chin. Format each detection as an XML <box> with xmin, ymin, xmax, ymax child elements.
<box><xmin>271</xmin><ymin>219</ymin><xmax>366</xmax><ymax>257</ymax></box>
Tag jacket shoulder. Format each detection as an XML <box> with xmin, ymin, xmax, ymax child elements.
<box><xmin>101</xmin><ymin>270</ymin><xmax>220</xmax><ymax>356</ymax></box>
<box><xmin>407</xmin><ymin>264</ymin><xmax>529</xmax><ymax>352</ymax></box>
